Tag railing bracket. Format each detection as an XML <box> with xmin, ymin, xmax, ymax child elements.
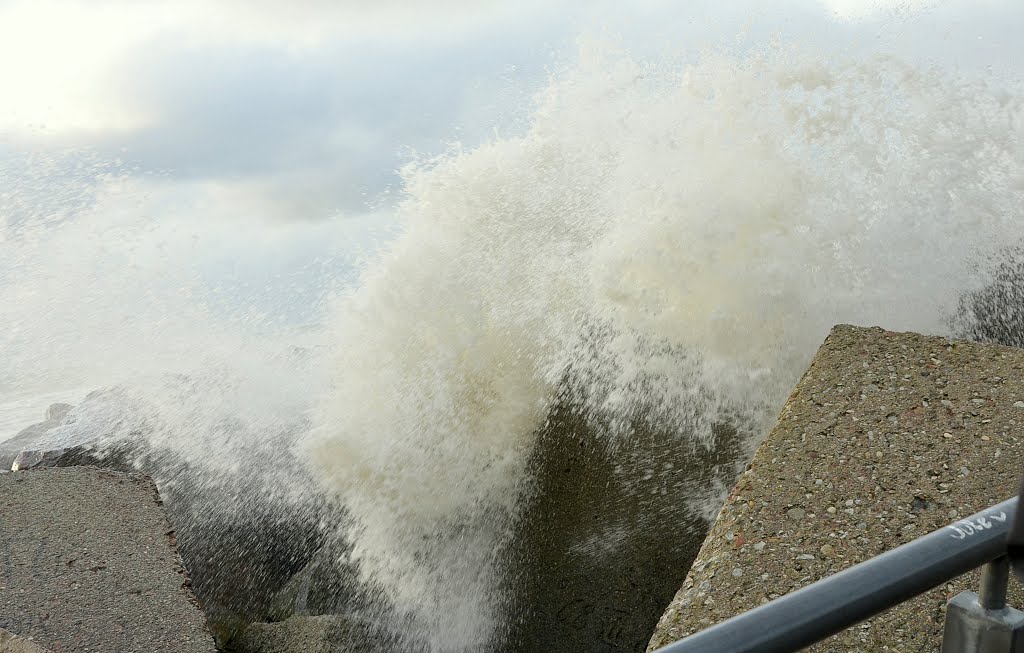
<box><xmin>942</xmin><ymin>557</ymin><xmax>1024</xmax><ymax>653</ymax></box>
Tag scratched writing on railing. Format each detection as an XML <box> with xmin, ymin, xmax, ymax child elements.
<box><xmin>947</xmin><ymin>510</ymin><xmax>1007</xmax><ymax>539</ymax></box>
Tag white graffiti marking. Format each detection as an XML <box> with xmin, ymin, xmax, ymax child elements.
<box><xmin>948</xmin><ymin>511</ymin><xmax>1007</xmax><ymax>540</ymax></box>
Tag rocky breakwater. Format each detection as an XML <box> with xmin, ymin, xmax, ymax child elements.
<box><xmin>229</xmin><ymin>388</ymin><xmax>755</xmax><ymax>653</ymax></box>
<box><xmin>0</xmin><ymin>387</ymin><xmax>371</xmax><ymax>649</ymax></box>
<box><xmin>648</xmin><ymin>325</ymin><xmax>1024</xmax><ymax>652</ymax></box>
<box><xmin>0</xmin><ymin>376</ymin><xmax>756</xmax><ymax>653</ymax></box>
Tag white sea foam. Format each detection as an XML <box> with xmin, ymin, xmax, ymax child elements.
<box><xmin>308</xmin><ymin>44</ymin><xmax>1024</xmax><ymax>650</ymax></box>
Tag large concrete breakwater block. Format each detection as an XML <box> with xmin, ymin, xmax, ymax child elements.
<box><xmin>499</xmin><ymin>399</ymin><xmax>752</xmax><ymax>653</ymax></box>
<box><xmin>0</xmin><ymin>466</ymin><xmax>215</xmax><ymax>653</ymax></box>
<box><xmin>648</xmin><ymin>325</ymin><xmax>1024</xmax><ymax>652</ymax></box>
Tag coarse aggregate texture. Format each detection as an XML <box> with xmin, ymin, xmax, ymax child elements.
<box><xmin>0</xmin><ymin>628</ymin><xmax>51</xmax><ymax>653</ymax></box>
<box><xmin>648</xmin><ymin>325</ymin><xmax>1024</xmax><ymax>652</ymax></box>
<box><xmin>0</xmin><ymin>466</ymin><xmax>215</xmax><ymax>653</ymax></box>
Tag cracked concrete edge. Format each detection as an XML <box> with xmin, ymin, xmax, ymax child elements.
<box><xmin>0</xmin><ymin>628</ymin><xmax>52</xmax><ymax>653</ymax></box>
<box><xmin>648</xmin><ymin>325</ymin><xmax>1024</xmax><ymax>652</ymax></box>
<box><xmin>60</xmin><ymin>466</ymin><xmax>207</xmax><ymax>618</ymax></box>
<box><xmin>114</xmin><ymin>467</ymin><xmax>213</xmax><ymax>630</ymax></box>
<box><xmin>140</xmin><ymin>470</ymin><xmax>206</xmax><ymax>617</ymax></box>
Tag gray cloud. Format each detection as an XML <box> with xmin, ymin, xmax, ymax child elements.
<box><xmin>5</xmin><ymin>0</ymin><xmax>1023</xmax><ymax>224</ymax></box>
<box><xmin>65</xmin><ymin>8</ymin><xmax>569</xmax><ymax>218</ymax></box>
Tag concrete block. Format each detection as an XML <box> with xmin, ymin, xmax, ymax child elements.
<box><xmin>648</xmin><ymin>325</ymin><xmax>1024</xmax><ymax>652</ymax></box>
<box><xmin>0</xmin><ymin>466</ymin><xmax>215</xmax><ymax>652</ymax></box>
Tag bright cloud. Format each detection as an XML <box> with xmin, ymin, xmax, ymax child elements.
<box><xmin>0</xmin><ymin>0</ymin><xmax>553</xmax><ymax>134</ymax></box>
<box><xmin>0</xmin><ymin>1</ymin><xmax>160</xmax><ymax>132</ymax></box>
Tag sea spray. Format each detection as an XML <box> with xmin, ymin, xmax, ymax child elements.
<box><xmin>308</xmin><ymin>44</ymin><xmax>1024</xmax><ymax>650</ymax></box>
<box><xmin>1</xmin><ymin>37</ymin><xmax>1023</xmax><ymax>653</ymax></box>
<box><xmin>0</xmin><ymin>153</ymin><xmax>351</xmax><ymax>638</ymax></box>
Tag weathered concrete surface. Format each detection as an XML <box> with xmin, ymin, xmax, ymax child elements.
<box><xmin>0</xmin><ymin>466</ymin><xmax>215</xmax><ymax>652</ymax></box>
<box><xmin>0</xmin><ymin>628</ymin><xmax>51</xmax><ymax>653</ymax></box>
<box><xmin>648</xmin><ymin>325</ymin><xmax>1024</xmax><ymax>652</ymax></box>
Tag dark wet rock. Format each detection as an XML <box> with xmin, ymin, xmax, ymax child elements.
<box><xmin>271</xmin><ymin>538</ymin><xmax>369</xmax><ymax>620</ymax></box>
<box><xmin>0</xmin><ymin>403</ymin><xmax>74</xmax><ymax>470</ymax></box>
<box><xmin>179</xmin><ymin>506</ymin><xmax>335</xmax><ymax>645</ymax></box>
<box><xmin>10</xmin><ymin>448</ymin><xmax>66</xmax><ymax>471</ymax></box>
<box><xmin>952</xmin><ymin>246</ymin><xmax>1024</xmax><ymax>347</ymax></box>
<box><xmin>498</xmin><ymin>395</ymin><xmax>751</xmax><ymax>653</ymax></box>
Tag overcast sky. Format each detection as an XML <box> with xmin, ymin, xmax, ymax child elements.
<box><xmin>3</xmin><ymin>0</ymin><xmax>1022</xmax><ymax>220</ymax></box>
<box><xmin>1</xmin><ymin>0</ymin><xmax>1022</xmax><ymax>324</ymax></box>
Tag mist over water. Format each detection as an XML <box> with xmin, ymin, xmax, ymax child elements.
<box><xmin>4</xmin><ymin>25</ymin><xmax>1024</xmax><ymax>653</ymax></box>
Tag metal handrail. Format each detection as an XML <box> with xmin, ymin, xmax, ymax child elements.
<box><xmin>652</xmin><ymin>497</ymin><xmax>1017</xmax><ymax>653</ymax></box>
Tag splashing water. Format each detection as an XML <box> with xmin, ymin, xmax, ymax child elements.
<box><xmin>308</xmin><ymin>45</ymin><xmax>1024</xmax><ymax>650</ymax></box>
<box><xmin>3</xmin><ymin>38</ymin><xmax>1024</xmax><ymax>653</ymax></box>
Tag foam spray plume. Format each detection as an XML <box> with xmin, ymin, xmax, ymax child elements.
<box><xmin>2</xmin><ymin>41</ymin><xmax>1024</xmax><ymax>653</ymax></box>
<box><xmin>308</xmin><ymin>45</ymin><xmax>1024</xmax><ymax>651</ymax></box>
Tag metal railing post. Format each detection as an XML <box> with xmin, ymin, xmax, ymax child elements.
<box><xmin>980</xmin><ymin>557</ymin><xmax>1011</xmax><ymax>611</ymax></box>
<box><xmin>941</xmin><ymin>556</ymin><xmax>1024</xmax><ymax>653</ymax></box>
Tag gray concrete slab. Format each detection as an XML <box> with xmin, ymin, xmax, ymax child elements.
<box><xmin>648</xmin><ymin>325</ymin><xmax>1024</xmax><ymax>652</ymax></box>
<box><xmin>0</xmin><ymin>466</ymin><xmax>215</xmax><ymax>653</ymax></box>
